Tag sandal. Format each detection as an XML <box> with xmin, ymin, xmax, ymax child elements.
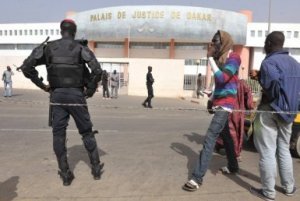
<box><xmin>182</xmin><ymin>179</ymin><xmax>201</xmax><ymax>192</ymax></box>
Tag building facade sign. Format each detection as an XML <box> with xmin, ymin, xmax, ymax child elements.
<box><xmin>72</xmin><ymin>6</ymin><xmax>247</xmax><ymax>44</ymax></box>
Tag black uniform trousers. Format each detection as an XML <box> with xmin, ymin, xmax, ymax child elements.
<box><xmin>51</xmin><ymin>88</ymin><xmax>100</xmax><ymax>172</ymax></box>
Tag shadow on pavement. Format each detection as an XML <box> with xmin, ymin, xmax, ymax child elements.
<box><xmin>0</xmin><ymin>176</ymin><xmax>19</xmax><ymax>201</ymax></box>
<box><xmin>183</xmin><ymin>132</ymin><xmax>205</xmax><ymax>144</ymax></box>
<box><xmin>170</xmin><ymin>142</ymin><xmax>198</xmax><ymax>180</ymax></box>
<box><xmin>67</xmin><ymin>145</ymin><xmax>106</xmax><ymax>171</ymax></box>
<box><xmin>170</xmin><ymin>132</ymin><xmax>225</xmax><ymax>180</ymax></box>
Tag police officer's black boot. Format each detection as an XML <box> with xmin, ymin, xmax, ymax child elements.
<box><xmin>58</xmin><ymin>169</ymin><xmax>74</xmax><ymax>186</ymax></box>
<box><xmin>82</xmin><ymin>132</ymin><xmax>104</xmax><ymax>180</ymax></box>
<box><xmin>57</xmin><ymin>154</ymin><xmax>74</xmax><ymax>186</ymax></box>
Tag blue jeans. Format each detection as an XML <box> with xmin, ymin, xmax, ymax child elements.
<box><xmin>254</xmin><ymin>104</ymin><xmax>295</xmax><ymax>199</ymax></box>
<box><xmin>192</xmin><ymin>108</ymin><xmax>239</xmax><ymax>184</ymax></box>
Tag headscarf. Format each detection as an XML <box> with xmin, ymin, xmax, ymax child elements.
<box><xmin>215</xmin><ymin>30</ymin><xmax>234</xmax><ymax>67</ymax></box>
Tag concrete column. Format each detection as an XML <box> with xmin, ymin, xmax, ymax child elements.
<box><xmin>205</xmin><ymin>44</ymin><xmax>212</xmax><ymax>90</ymax></box>
<box><xmin>233</xmin><ymin>45</ymin><xmax>250</xmax><ymax>79</ymax></box>
<box><xmin>238</xmin><ymin>10</ymin><xmax>253</xmax><ymax>79</ymax></box>
<box><xmin>169</xmin><ymin>38</ymin><xmax>175</xmax><ymax>59</ymax></box>
<box><xmin>124</xmin><ymin>38</ymin><xmax>129</xmax><ymax>58</ymax></box>
<box><xmin>88</xmin><ymin>41</ymin><xmax>95</xmax><ymax>52</ymax></box>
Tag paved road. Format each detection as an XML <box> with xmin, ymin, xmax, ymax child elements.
<box><xmin>0</xmin><ymin>89</ymin><xmax>299</xmax><ymax>201</ymax></box>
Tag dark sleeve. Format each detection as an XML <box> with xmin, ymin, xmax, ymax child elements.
<box><xmin>20</xmin><ymin>45</ymin><xmax>47</xmax><ymax>90</ymax></box>
<box><xmin>81</xmin><ymin>46</ymin><xmax>102</xmax><ymax>88</ymax></box>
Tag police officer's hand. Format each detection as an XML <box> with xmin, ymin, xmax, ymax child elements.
<box><xmin>43</xmin><ymin>84</ymin><xmax>51</xmax><ymax>93</ymax></box>
<box><xmin>85</xmin><ymin>88</ymin><xmax>96</xmax><ymax>98</ymax></box>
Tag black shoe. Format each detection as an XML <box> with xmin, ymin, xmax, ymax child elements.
<box><xmin>148</xmin><ymin>105</ymin><xmax>153</xmax><ymax>108</ymax></box>
<box><xmin>142</xmin><ymin>103</ymin><xmax>147</xmax><ymax>108</ymax></box>
<box><xmin>91</xmin><ymin>163</ymin><xmax>104</xmax><ymax>180</ymax></box>
<box><xmin>249</xmin><ymin>187</ymin><xmax>275</xmax><ymax>201</ymax></box>
<box><xmin>58</xmin><ymin>170</ymin><xmax>74</xmax><ymax>186</ymax></box>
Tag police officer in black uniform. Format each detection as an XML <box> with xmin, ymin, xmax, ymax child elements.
<box><xmin>20</xmin><ymin>19</ymin><xmax>103</xmax><ymax>186</ymax></box>
<box><xmin>142</xmin><ymin>66</ymin><xmax>154</xmax><ymax>108</ymax></box>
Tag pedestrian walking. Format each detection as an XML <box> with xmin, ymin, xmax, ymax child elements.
<box><xmin>19</xmin><ymin>19</ymin><xmax>104</xmax><ymax>186</ymax></box>
<box><xmin>2</xmin><ymin>66</ymin><xmax>14</xmax><ymax>97</ymax></box>
<box><xmin>196</xmin><ymin>73</ymin><xmax>204</xmax><ymax>98</ymax></box>
<box><xmin>182</xmin><ymin>30</ymin><xmax>241</xmax><ymax>191</ymax></box>
<box><xmin>249</xmin><ymin>31</ymin><xmax>299</xmax><ymax>200</ymax></box>
<box><xmin>142</xmin><ymin>66</ymin><xmax>154</xmax><ymax>108</ymax></box>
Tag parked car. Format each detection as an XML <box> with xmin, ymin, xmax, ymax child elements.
<box><xmin>245</xmin><ymin>102</ymin><xmax>300</xmax><ymax>158</ymax></box>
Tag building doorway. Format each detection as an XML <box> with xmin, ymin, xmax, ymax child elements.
<box><xmin>99</xmin><ymin>62</ymin><xmax>129</xmax><ymax>95</ymax></box>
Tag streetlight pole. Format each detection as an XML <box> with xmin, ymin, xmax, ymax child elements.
<box><xmin>267</xmin><ymin>0</ymin><xmax>272</xmax><ymax>34</ymax></box>
<box><xmin>195</xmin><ymin>60</ymin><xmax>200</xmax><ymax>96</ymax></box>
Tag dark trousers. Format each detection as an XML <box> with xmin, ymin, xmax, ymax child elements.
<box><xmin>143</xmin><ymin>85</ymin><xmax>154</xmax><ymax>106</ymax></box>
<box><xmin>102</xmin><ymin>84</ymin><xmax>110</xmax><ymax>98</ymax></box>
<box><xmin>51</xmin><ymin>88</ymin><xmax>100</xmax><ymax>172</ymax></box>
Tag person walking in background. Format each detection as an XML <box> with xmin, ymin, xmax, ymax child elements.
<box><xmin>101</xmin><ymin>70</ymin><xmax>110</xmax><ymax>99</ymax></box>
<box><xmin>110</xmin><ymin>70</ymin><xmax>119</xmax><ymax>98</ymax></box>
<box><xmin>182</xmin><ymin>30</ymin><xmax>241</xmax><ymax>191</ymax></box>
<box><xmin>196</xmin><ymin>73</ymin><xmax>204</xmax><ymax>98</ymax></box>
<box><xmin>249</xmin><ymin>31</ymin><xmax>299</xmax><ymax>201</ymax></box>
<box><xmin>142</xmin><ymin>66</ymin><xmax>154</xmax><ymax>108</ymax></box>
<box><xmin>215</xmin><ymin>78</ymin><xmax>254</xmax><ymax>161</ymax></box>
<box><xmin>19</xmin><ymin>19</ymin><xmax>104</xmax><ymax>186</ymax></box>
<box><xmin>2</xmin><ymin>66</ymin><xmax>14</xmax><ymax>97</ymax></box>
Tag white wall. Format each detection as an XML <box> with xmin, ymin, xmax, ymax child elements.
<box><xmin>127</xmin><ymin>58</ymin><xmax>184</xmax><ymax>97</ymax></box>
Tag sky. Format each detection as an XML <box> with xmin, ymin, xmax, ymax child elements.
<box><xmin>0</xmin><ymin>0</ymin><xmax>299</xmax><ymax>24</ymax></box>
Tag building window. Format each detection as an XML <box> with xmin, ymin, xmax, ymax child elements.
<box><xmin>0</xmin><ymin>30</ymin><xmax>2</xmax><ymax>36</ymax></box>
<box><xmin>294</xmin><ymin>31</ymin><xmax>299</xmax><ymax>38</ymax></box>
<box><xmin>287</xmin><ymin>31</ymin><xmax>292</xmax><ymax>39</ymax></box>
<box><xmin>250</xmin><ymin>30</ymin><xmax>255</xmax><ymax>37</ymax></box>
<box><xmin>14</xmin><ymin>30</ymin><xmax>17</xmax><ymax>36</ymax></box>
<box><xmin>265</xmin><ymin>30</ymin><xmax>268</xmax><ymax>36</ymax></box>
<box><xmin>184</xmin><ymin>59</ymin><xmax>207</xmax><ymax>66</ymax></box>
<box><xmin>50</xmin><ymin>29</ymin><xmax>54</xmax><ymax>35</ymax></box>
<box><xmin>35</xmin><ymin>30</ymin><xmax>38</xmax><ymax>35</ymax></box>
<box><xmin>16</xmin><ymin>44</ymin><xmax>39</xmax><ymax>50</ymax></box>
<box><xmin>40</xmin><ymin>29</ymin><xmax>43</xmax><ymax>35</ymax></box>
<box><xmin>24</xmin><ymin>30</ymin><xmax>28</xmax><ymax>35</ymax></box>
<box><xmin>45</xmin><ymin>29</ymin><xmax>49</xmax><ymax>35</ymax></box>
<box><xmin>96</xmin><ymin>42</ymin><xmax>124</xmax><ymax>49</ymax></box>
<box><xmin>56</xmin><ymin>29</ymin><xmax>60</xmax><ymax>35</ymax></box>
<box><xmin>9</xmin><ymin>30</ymin><xmax>13</xmax><ymax>36</ymax></box>
<box><xmin>0</xmin><ymin>44</ymin><xmax>15</xmax><ymax>50</ymax></box>
<box><xmin>19</xmin><ymin>30</ymin><xmax>23</xmax><ymax>36</ymax></box>
<box><xmin>258</xmin><ymin>30</ymin><xmax>263</xmax><ymax>37</ymax></box>
<box><xmin>175</xmin><ymin>43</ymin><xmax>205</xmax><ymax>50</ymax></box>
<box><xmin>29</xmin><ymin>30</ymin><xmax>33</xmax><ymax>35</ymax></box>
<box><xmin>4</xmin><ymin>30</ymin><xmax>7</xmax><ymax>36</ymax></box>
<box><xmin>130</xmin><ymin>42</ymin><xmax>169</xmax><ymax>49</ymax></box>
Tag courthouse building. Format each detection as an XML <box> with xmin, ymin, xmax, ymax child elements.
<box><xmin>0</xmin><ymin>6</ymin><xmax>299</xmax><ymax>97</ymax></box>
